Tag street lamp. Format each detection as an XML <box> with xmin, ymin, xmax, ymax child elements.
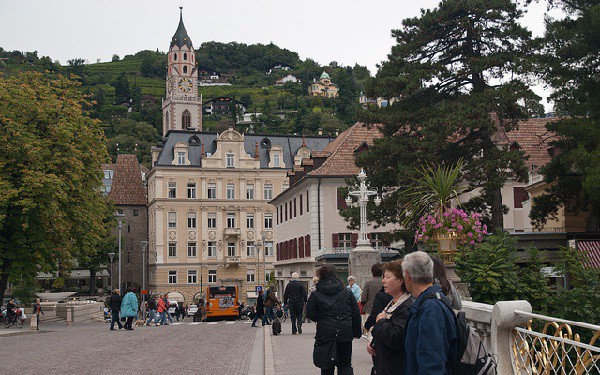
<box><xmin>261</xmin><ymin>231</ymin><xmax>267</xmax><ymax>288</ymax></box>
<box><xmin>115</xmin><ymin>212</ymin><xmax>125</xmax><ymax>291</ymax></box>
<box><xmin>345</xmin><ymin>168</ymin><xmax>382</xmax><ymax>246</ymax></box>
<box><xmin>108</xmin><ymin>252</ymin><xmax>115</xmax><ymax>292</ymax></box>
<box><xmin>140</xmin><ymin>241</ymin><xmax>149</xmax><ymax>303</ymax></box>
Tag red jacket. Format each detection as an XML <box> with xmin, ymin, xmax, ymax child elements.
<box><xmin>157</xmin><ymin>298</ymin><xmax>167</xmax><ymax>312</ymax></box>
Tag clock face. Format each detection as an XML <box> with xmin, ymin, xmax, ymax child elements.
<box><xmin>178</xmin><ymin>78</ymin><xmax>193</xmax><ymax>93</ymax></box>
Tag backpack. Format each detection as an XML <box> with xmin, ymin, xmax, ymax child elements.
<box><xmin>423</xmin><ymin>292</ymin><xmax>497</xmax><ymax>375</ymax></box>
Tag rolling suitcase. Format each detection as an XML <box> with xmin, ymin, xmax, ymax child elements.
<box><xmin>272</xmin><ymin>317</ymin><xmax>282</xmax><ymax>335</ymax></box>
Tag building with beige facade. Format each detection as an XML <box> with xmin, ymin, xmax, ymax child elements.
<box><xmin>308</xmin><ymin>71</ymin><xmax>339</xmax><ymax>98</ymax></box>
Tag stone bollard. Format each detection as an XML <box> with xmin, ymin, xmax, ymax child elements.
<box><xmin>66</xmin><ymin>307</ymin><xmax>73</xmax><ymax>326</ymax></box>
<box><xmin>29</xmin><ymin>314</ymin><xmax>37</xmax><ymax>331</ymax></box>
<box><xmin>491</xmin><ymin>300</ymin><xmax>531</xmax><ymax>375</ymax></box>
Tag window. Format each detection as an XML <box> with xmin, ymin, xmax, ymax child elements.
<box><xmin>273</xmin><ymin>154</ymin><xmax>280</xmax><ymax>167</ymax></box>
<box><xmin>168</xmin><ymin>212</ymin><xmax>177</xmax><ymax>228</ymax></box>
<box><xmin>246</xmin><ymin>184</ymin><xmax>254</xmax><ymax>200</ymax></box>
<box><xmin>187</xmin><ymin>242</ymin><xmax>197</xmax><ymax>257</ymax></box>
<box><xmin>300</xmin><ymin>194</ymin><xmax>303</xmax><ymax>215</ymax></box>
<box><xmin>226</xmin><ymin>153</ymin><xmax>234</xmax><ymax>168</ymax></box>
<box><xmin>338</xmin><ymin>233</ymin><xmax>352</xmax><ymax>249</ymax></box>
<box><xmin>307</xmin><ymin>190</ymin><xmax>309</xmax><ymax>212</ymax></box>
<box><xmin>265</xmin><ymin>273</ymin><xmax>271</xmax><ymax>283</ymax></box>
<box><xmin>207</xmin><ymin>241</ymin><xmax>217</xmax><ymax>257</ymax></box>
<box><xmin>264</xmin><ymin>214</ymin><xmax>273</xmax><ymax>229</ymax></box>
<box><xmin>227</xmin><ymin>242</ymin><xmax>236</xmax><ymax>256</ymax></box>
<box><xmin>263</xmin><ymin>184</ymin><xmax>273</xmax><ymax>200</ymax></box>
<box><xmin>207</xmin><ymin>183</ymin><xmax>216</xmax><ymax>199</ymax></box>
<box><xmin>174</xmin><ymin>53</ymin><xmax>177</xmax><ymax>61</ymax></box>
<box><xmin>183</xmin><ymin>52</ymin><xmax>187</xmax><ymax>60</ymax></box>
<box><xmin>177</xmin><ymin>152</ymin><xmax>186</xmax><ymax>165</ymax></box>
<box><xmin>514</xmin><ymin>187</ymin><xmax>529</xmax><ymax>209</ymax></box>
<box><xmin>227</xmin><ymin>213</ymin><xmax>235</xmax><ymax>228</ymax></box>
<box><xmin>226</xmin><ymin>183</ymin><xmax>235</xmax><ymax>199</ymax></box>
<box><xmin>207</xmin><ymin>213</ymin><xmax>216</xmax><ymax>228</ymax></box>
<box><xmin>294</xmin><ymin>197</ymin><xmax>297</xmax><ymax>217</ymax></box>
<box><xmin>187</xmin><ymin>212</ymin><xmax>197</xmax><ymax>229</ymax></box>
<box><xmin>183</xmin><ymin>65</ymin><xmax>188</xmax><ymax>74</ymax></box>
<box><xmin>246</xmin><ymin>214</ymin><xmax>254</xmax><ymax>229</ymax></box>
<box><xmin>133</xmin><ymin>209</ymin><xmax>139</xmax><ymax>217</ymax></box>
<box><xmin>265</xmin><ymin>241</ymin><xmax>274</xmax><ymax>256</ymax></box>
<box><xmin>168</xmin><ymin>182</ymin><xmax>177</xmax><ymax>198</ymax></box>
<box><xmin>168</xmin><ymin>270</ymin><xmax>177</xmax><ymax>284</ymax></box>
<box><xmin>168</xmin><ymin>242</ymin><xmax>177</xmax><ymax>258</ymax></box>
<box><xmin>208</xmin><ymin>270</ymin><xmax>217</xmax><ymax>283</ymax></box>
<box><xmin>187</xmin><ymin>183</ymin><xmax>196</xmax><ymax>199</ymax></box>
<box><xmin>246</xmin><ymin>269</ymin><xmax>255</xmax><ymax>283</ymax></box>
<box><xmin>187</xmin><ymin>270</ymin><xmax>197</xmax><ymax>284</ymax></box>
<box><xmin>182</xmin><ymin>110</ymin><xmax>191</xmax><ymax>128</ymax></box>
<box><xmin>246</xmin><ymin>241</ymin><xmax>255</xmax><ymax>257</ymax></box>
<box><xmin>370</xmin><ymin>233</ymin><xmax>383</xmax><ymax>250</ymax></box>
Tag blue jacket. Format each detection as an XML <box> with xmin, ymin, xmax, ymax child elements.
<box><xmin>404</xmin><ymin>285</ymin><xmax>457</xmax><ymax>375</ymax></box>
<box><xmin>120</xmin><ymin>292</ymin><xmax>139</xmax><ymax>318</ymax></box>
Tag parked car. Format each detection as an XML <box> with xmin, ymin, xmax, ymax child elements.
<box><xmin>168</xmin><ymin>301</ymin><xmax>178</xmax><ymax>316</ymax></box>
<box><xmin>187</xmin><ymin>304</ymin><xmax>198</xmax><ymax>317</ymax></box>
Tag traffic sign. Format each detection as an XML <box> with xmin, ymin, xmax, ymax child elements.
<box><xmin>255</xmin><ymin>285</ymin><xmax>263</xmax><ymax>294</ymax></box>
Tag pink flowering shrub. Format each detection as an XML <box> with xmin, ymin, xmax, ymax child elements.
<box><xmin>414</xmin><ymin>208</ymin><xmax>487</xmax><ymax>246</ymax></box>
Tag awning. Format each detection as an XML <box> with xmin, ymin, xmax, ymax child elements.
<box><xmin>577</xmin><ymin>240</ymin><xmax>600</xmax><ymax>269</ymax></box>
<box><xmin>167</xmin><ymin>292</ymin><xmax>185</xmax><ymax>302</ymax></box>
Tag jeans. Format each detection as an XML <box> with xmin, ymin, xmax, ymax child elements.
<box><xmin>158</xmin><ymin>311</ymin><xmax>167</xmax><ymax>325</ymax></box>
<box><xmin>321</xmin><ymin>341</ymin><xmax>353</xmax><ymax>375</ymax></box>
<box><xmin>252</xmin><ymin>307</ymin><xmax>264</xmax><ymax>326</ymax></box>
<box><xmin>110</xmin><ymin>310</ymin><xmax>122</xmax><ymax>330</ymax></box>
<box><xmin>289</xmin><ymin>303</ymin><xmax>304</xmax><ymax>333</ymax></box>
<box><xmin>124</xmin><ymin>316</ymin><xmax>134</xmax><ymax>329</ymax></box>
<box><xmin>146</xmin><ymin>309</ymin><xmax>157</xmax><ymax>325</ymax></box>
<box><xmin>262</xmin><ymin>307</ymin><xmax>275</xmax><ymax>325</ymax></box>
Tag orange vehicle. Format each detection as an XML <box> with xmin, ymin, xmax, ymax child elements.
<box><xmin>205</xmin><ymin>286</ymin><xmax>239</xmax><ymax>320</ymax></box>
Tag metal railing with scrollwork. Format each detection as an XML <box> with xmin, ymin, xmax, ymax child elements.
<box><xmin>511</xmin><ymin>310</ymin><xmax>600</xmax><ymax>374</ymax></box>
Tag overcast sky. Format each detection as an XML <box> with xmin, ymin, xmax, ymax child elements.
<box><xmin>0</xmin><ymin>0</ymin><xmax>553</xmax><ymax>107</ymax></box>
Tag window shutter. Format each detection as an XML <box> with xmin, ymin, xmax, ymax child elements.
<box><xmin>305</xmin><ymin>235</ymin><xmax>311</xmax><ymax>257</ymax></box>
<box><xmin>351</xmin><ymin>233</ymin><xmax>359</xmax><ymax>247</ymax></box>
<box><xmin>299</xmin><ymin>238</ymin><xmax>304</xmax><ymax>258</ymax></box>
<box><xmin>332</xmin><ymin>233</ymin><xmax>339</xmax><ymax>248</ymax></box>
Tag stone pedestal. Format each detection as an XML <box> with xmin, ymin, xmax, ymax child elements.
<box><xmin>348</xmin><ymin>244</ymin><xmax>381</xmax><ymax>290</ymax></box>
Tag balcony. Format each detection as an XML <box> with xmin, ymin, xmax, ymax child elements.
<box><xmin>225</xmin><ymin>255</ymin><xmax>241</xmax><ymax>266</ymax></box>
<box><xmin>223</xmin><ymin>228</ymin><xmax>241</xmax><ymax>237</ymax></box>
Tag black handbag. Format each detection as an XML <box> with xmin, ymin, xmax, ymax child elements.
<box><xmin>313</xmin><ymin>337</ymin><xmax>338</xmax><ymax>369</ymax></box>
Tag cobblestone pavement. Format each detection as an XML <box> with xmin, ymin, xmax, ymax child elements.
<box><xmin>270</xmin><ymin>321</ymin><xmax>372</xmax><ymax>375</ymax></box>
<box><xmin>1</xmin><ymin>320</ymin><xmax>257</xmax><ymax>375</ymax></box>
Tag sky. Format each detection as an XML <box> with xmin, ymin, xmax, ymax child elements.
<box><xmin>0</xmin><ymin>0</ymin><xmax>553</xmax><ymax>107</ymax></box>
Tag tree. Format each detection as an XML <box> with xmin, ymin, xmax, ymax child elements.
<box><xmin>530</xmin><ymin>0</ymin><xmax>600</xmax><ymax>226</ymax></box>
<box><xmin>357</xmin><ymin>0</ymin><xmax>537</xmax><ymax>234</ymax></box>
<box><xmin>104</xmin><ymin>118</ymin><xmax>160</xmax><ymax>168</ymax></box>
<box><xmin>0</xmin><ymin>72</ymin><xmax>111</xmax><ymax>303</ymax></box>
<box><xmin>112</xmin><ymin>72</ymin><xmax>131</xmax><ymax>105</ymax></box>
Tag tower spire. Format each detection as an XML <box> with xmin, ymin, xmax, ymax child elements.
<box><xmin>171</xmin><ymin>6</ymin><xmax>193</xmax><ymax>49</ymax></box>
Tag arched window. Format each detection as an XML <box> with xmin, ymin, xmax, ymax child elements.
<box><xmin>183</xmin><ymin>53</ymin><xmax>187</xmax><ymax>60</ymax></box>
<box><xmin>174</xmin><ymin>53</ymin><xmax>177</xmax><ymax>61</ymax></box>
<box><xmin>182</xmin><ymin>110</ymin><xmax>191</xmax><ymax>129</ymax></box>
<box><xmin>183</xmin><ymin>65</ymin><xmax>188</xmax><ymax>74</ymax></box>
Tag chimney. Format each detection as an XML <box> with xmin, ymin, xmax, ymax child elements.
<box><xmin>255</xmin><ymin>141</ymin><xmax>260</xmax><ymax>159</ymax></box>
<box><xmin>318</xmin><ymin>128</ymin><xmax>323</xmax><ymax>136</ymax></box>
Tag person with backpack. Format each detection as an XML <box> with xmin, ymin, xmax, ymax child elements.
<box><xmin>402</xmin><ymin>251</ymin><xmax>457</xmax><ymax>374</ymax></box>
<box><xmin>306</xmin><ymin>265</ymin><xmax>361</xmax><ymax>375</ymax></box>
<box><xmin>252</xmin><ymin>289</ymin><xmax>265</xmax><ymax>327</ymax></box>
<box><xmin>262</xmin><ymin>285</ymin><xmax>278</xmax><ymax>325</ymax></box>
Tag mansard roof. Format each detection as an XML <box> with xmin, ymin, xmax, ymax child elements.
<box><xmin>107</xmin><ymin>154</ymin><xmax>147</xmax><ymax>206</ymax></box>
<box><xmin>170</xmin><ymin>8</ymin><xmax>193</xmax><ymax>50</ymax></box>
<box><xmin>153</xmin><ymin>130</ymin><xmax>335</xmax><ymax>169</ymax></box>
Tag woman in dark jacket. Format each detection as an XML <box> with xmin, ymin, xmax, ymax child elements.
<box><xmin>368</xmin><ymin>260</ymin><xmax>414</xmax><ymax>375</ymax></box>
<box><xmin>251</xmin><ymin>289</ymin><xmax>265</xmax><ymax>327</ymax></box>
<box><xmin>306</xmin><ymin>265</ymin><xmax>361</xmax><ymax>375</ymax></box>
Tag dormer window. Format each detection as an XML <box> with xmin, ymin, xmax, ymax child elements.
<box><xmin>177</xmin><ymin>152</ymin><xmax>186</xmax><ymax>165</ymax></box>
<box><xmin>226</xmin><ymin>153</ymin><xmax>234</xmax><ymax>168</ymax></box>
<box><xmin>172</xmin><ymin>142</ymin><xmax>190</xmax><ymax>166</ymax></box>
<box><xmin>273</xmin><ymin>154</ymin><xmax>281</xmax><ymax>167</ymax></box>
<box><xmin>268</xmin><ymin>145</ymin><xmax>285</xmax><ymax>168</ymax></box>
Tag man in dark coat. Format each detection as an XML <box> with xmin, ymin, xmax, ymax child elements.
<box><xmin>109</xmin><ymin>288</ymin><xmax>123</xmax><ymax>330</ymax></box>
<box><xmin>306</xmin><ymin>265</ymin><xmax>361</xmax><ymax>375</ymax></box>
<box><xmin>283</xmin><ymin>272</ymin><xmax>308</xmax><ymax>334</ymax></box>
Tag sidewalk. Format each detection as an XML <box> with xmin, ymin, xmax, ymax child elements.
<box><xmin>265</xmin><ymin>320</ymin><xmax>372</xmax><ymax>375</ymax></box>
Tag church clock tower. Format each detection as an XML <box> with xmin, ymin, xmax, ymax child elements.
<box><xmin>162</xmin><ymin>7</ymin><xmax>202</xmax><ymax>136</ymax></box>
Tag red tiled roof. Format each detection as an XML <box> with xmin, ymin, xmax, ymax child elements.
<box><xmin>495</xmin><ymin>117</ymin><xmax>558</xmax><ymax>172</ymax></box>
<box><xmin>108</xmin><ymin>154</ymin><xmax>147</xmax><ymax>205</ymax></box>
<box><xmin>308</xmin><ymin>123</ymin><xmax>383</xmax><ymax>177</ymax></box>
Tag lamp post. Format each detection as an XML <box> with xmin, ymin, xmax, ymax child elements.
<box><xmin>115</xmin><ymin>212</ymin><xmax>125</xmax><ymax>291</ymax></box>
<box><xmin>141</xmin><ymin>240</ymin><xmax>148</xmax><ymax>303</ymax></box>
<box><xmin>256</xmin><ymin>240</ymin><xmax>261</xmax><ymax>290</ymax></box>
<box><xmin>261</xmin><ymin>231</ymin><xmax>267</xmax><ymax>288</ymax></box>
<box><xmin>108</xmin><ymin>252</ymin><xmax>115</xmax><ymax>292</ymax></box>
<box><xmin>346</xmin><ymin>168</ymin><xmax>382</xmax><ymax>288</ymax></box>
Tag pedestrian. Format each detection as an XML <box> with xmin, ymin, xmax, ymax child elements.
<box><xmin>403</xmin><ymin>251</ymin><xmax>457</xmax><ymax>374</ymax></box>
<box><xmin>32</xmin><ymin>298</ymin><xmax>44</xmax><ymax>330</ymax></box>
<box><xmin>120</xmin><ymin>288</ymin><xmax>139</xmax><ymax>331</ymax></box>
<box><xmin>283</xmin><ymin>272</ymin><xmax>308</xmax><ymax>334</ymax></box>
<box><xmin>163</xmin><ymin>294</ymin><xmax>173</xmax><ymax>324</ymax></box>
<box><xmin>368</xmin><ymin>260</ymin><xmax>414</xmax><ymax>375</ymax></box>
<box><xmin>347</xmin><ymin>275</ymin><xmax>361</xmax><ymax>302</ymax></box>
<box><xmin>175</xmin><ymin>302</ymin><xmax>181</xmax><ymax>321</ymax></box>
<box><xmin>157</xmin><ymin>293</ymin><xmax>168</xmax><ymax>325</ymax></box>
<box><xmin>432</xmin><ymin>255</ymin><xmax>462</xmax><ymax>310</ymax></box>
<box><xmin>306</xmin><ymin>265</ymin><xmax>361</xmax><ymax>375</ymax></box>
<box><xmin>146</xmin><ymin>295</ymin><xmax>158</xmax><ymax>326</ymax></box>
<box><xmin>252</xmin><ymin>290</ymin><xmax>264</xmax><ymax>327</ymax></box>
<box><xmin>180</xmin><ymin>303</ymin><xmax>186</xmax><ymax>321</ymax></box>
<box><xmin>365</xmin><ymin>285</ymin><xmax>393</xmax><ymax>375</ymax></box>
<box><xmin>109</xmin><ymin>289</ymin><xmax>123</xmax><ymax>330</ymax></box>
<box><xmin>361</xmin><ymin>263</ymin><xmax>384</xmax><ymax>331</ymax></box>
<box><xmin>262</xmin><ymin>285</ymin><xmax>278</xmax><ymax>326</ymax></box>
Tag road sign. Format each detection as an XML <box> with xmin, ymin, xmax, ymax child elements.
<box><xmin>255</xmin><ymin>285</ymin><xmax>263</xmax><ymax>294</ymax></box>
<box><xmin>141</xmin><ymin>290</ymin><xmax>148</xmax><ymax>295</ymax></box>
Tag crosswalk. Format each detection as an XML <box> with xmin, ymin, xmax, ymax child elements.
<box><xmin>144</xmin><ymin>320</ymin><xmax>253</xmax><ymax>327</ymax></box>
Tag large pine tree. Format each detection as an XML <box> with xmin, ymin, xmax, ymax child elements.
<box><xmin>357</xmin><ymin>0</ymin><xmax>539</xmax><ymax>234</ymax></box>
